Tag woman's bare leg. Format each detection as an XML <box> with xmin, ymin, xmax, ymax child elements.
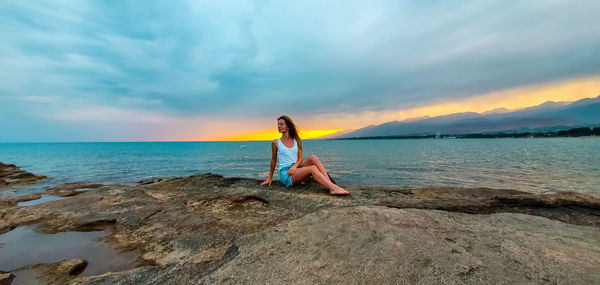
<box><xmin>303</xmin><ymin>155</ymin><xmax>333</xmax><ymax>184</ymax></box>
<box><xmin>291</xmin><ymin>166</ymin><xmax>349</xmax><ymax>195</ymax></box>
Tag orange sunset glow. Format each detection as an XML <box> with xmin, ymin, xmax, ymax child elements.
<box><xmin>217</xmin><ymin>129</ymin><xmax>345</xmax><ymax>141</ymax></box>
<box><xmin>202</xmin><ymin>75</ymin><xmax>600</xmax><ymax>141</ymax></box>
<box><xmin>393</xmin><ymin>75</ymin><xmax>600</xmax><ymax>120</ymax></box>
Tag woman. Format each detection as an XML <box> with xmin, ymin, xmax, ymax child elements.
<box><xmin>260</xmin><ymin>115</ymin><xmax>350</xmax><ymax>195</ymax></box>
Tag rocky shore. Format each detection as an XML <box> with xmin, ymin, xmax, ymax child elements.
<box><xmin>0</xmin><ymin>162</ymin><xmax>46</xmax><ymax>190</ymax></box>
<box><xmin>1</xmin><ymin>163</ymin><xmax>599</xmax><ymax>284</ymax></box>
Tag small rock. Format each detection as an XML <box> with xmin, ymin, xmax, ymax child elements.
<box><xmin>0</xmin><ymin>272</ymin><xmax>15</xmax><ymax>285</ymax></box>
<box><xmin>138</xmin><ymin>177</ymin><xmax>162</xmax><ymax>185</ymax></box>
<box><xmin>57</xmin><ymin>259</ymin><xmax>88</xmax><ymax>276</ymax></box>
<box><xmin>138</xmin><ymin>178</ymin><xmax>154</xmax><ymax>185</ymax></box>
<box><xmin>11</xmin><ymin>259</ymin><xmax>88</xmax><ymax>284</ymax></box>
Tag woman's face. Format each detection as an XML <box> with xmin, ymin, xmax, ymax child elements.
<box><xmin>277</xmin><ymin>119</ymin><xmax>288</xmax><ymax>133</ymax></box>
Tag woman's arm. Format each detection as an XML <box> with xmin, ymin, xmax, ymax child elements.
<box><xmin>287</xmin><ymin>146</ymin><xmax>304</xmax><ymax>176</ymax></box>
<box><xmin>261</xmin><ymin>140</ymin><xmax>278</xmax><ymax>186</ymax></box>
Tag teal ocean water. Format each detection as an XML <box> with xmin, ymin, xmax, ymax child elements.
<box><xmin>1</xmin><ymin>138</ymin><xmax>599</xmax><ymax>198</ymax></box>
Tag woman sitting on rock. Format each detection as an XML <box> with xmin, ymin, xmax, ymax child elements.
<box><xmin>260</xmin><ymin>115</ymin><xmax>350</xmax><ymax>195</ymax></box>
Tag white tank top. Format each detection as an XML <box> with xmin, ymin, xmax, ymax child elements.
<box><xmin>277</xmin><ymin>138</ymin><xmax>298</xmax><ymax>168</ymax></box>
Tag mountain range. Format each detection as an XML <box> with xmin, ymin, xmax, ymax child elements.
<box><xmin>323</xmin><ymin>95</ymin><xmax>600</xmax><ymax>138</ymax></box>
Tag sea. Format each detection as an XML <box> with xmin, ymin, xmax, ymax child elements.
<box><xmin>1</xmin><ymin>138</ymin><xmax>599</xmax><ymax>198</ymax></box>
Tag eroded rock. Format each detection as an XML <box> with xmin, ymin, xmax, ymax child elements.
<box><xmin>0</xmin><ymin>162</ymin><xmax>46</xmax><ymax>189</ymax></box>
<box><xmin>378</xmin><ymin>186</ymin><xmax>600</xmax><ymax>227</ymax></box>
<box><xmin>0</xmin><ymin>193</ymin><xmax>42</xmax><ymax>208</ymax></box>
<box><xmin>11</xmin><ymin>259</ymin><xmax>87</xmax><ymax>285</ymax></box>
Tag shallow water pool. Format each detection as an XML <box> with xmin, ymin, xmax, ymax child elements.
<box><xmin>0</xmin><ymin>226</ymin><xmax>137</xmax><ymax>281</ymax></box>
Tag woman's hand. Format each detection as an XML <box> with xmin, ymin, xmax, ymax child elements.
<box><xmin>287</xmin><ymin>166</ymin><xmax>296</xmax><ymax>176</ymax></box>
<box><xmin>261</xmin><ymin>177</ymin><xmax>273</xmax><ymax>186</ymax></box>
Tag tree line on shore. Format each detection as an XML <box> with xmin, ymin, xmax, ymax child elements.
<box><xmin>334</xmin><ymin>126</ymin><xmax>600</xmax><ymax>140</ymax></box>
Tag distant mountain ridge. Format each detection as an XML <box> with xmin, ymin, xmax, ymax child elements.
<box><xmin>324</xmin><ymin>96</ymin><xmax>600</xmax><ymax>138</ymax></box>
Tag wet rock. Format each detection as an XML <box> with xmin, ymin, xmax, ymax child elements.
<box><xmin>44</xmin><ymin>182</ymin><xmax>103</xmax><ymax>197</ymax></box>
<box><xmin>0</xmin><ymin>222</ymin><xmax>14</xmax><ymax>235</ymax></box>
<box><xmin>0</xmin><ymin>193</ymin><xmax>42</xmax><ymax>208</ymax></box>
<box><xmin>0</xmin><ymin>271</ymin><xmax>15</xmax><ymax>285</ymax></box>
<box><xmin>138</xmin><ymin>177</ymin><xmax>163</xmax><ymax>185</ymax></box>
<box><xmin>57</xmin><ymin>259</ymin><xmax>88</xmax><ymax>276</ymax></box>
<box><xmin>0</xmin><ymin>162</ymin><xmax>46</xmax><ymax>189</ymax></box>
<box><xmin>11</xmin><ymin>259</ymin><xmax>87</xmax><ymax>285</ymax></box>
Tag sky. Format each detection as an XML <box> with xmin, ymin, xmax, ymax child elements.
<box><xmin>1</xmin><ymin>0</ymin><xmax>600</xmax><ymax>142</ymax></box>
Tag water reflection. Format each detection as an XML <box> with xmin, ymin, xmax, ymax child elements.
<box><xmin>0</xmin><ymin>227</ymin><xmax>137</xmax><ymax>280</ymax></box>
<box><xmin>17</xmin><ymin>195</ymin><xmax>65</xmax><ymax>207</ymax></box>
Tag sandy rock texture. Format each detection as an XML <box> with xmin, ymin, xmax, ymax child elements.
<box><xmin>205</xmin><ymin>206</ymin><xmax>600</xmax><ymax>284</ymax></box>
<box><xmin>0</xmin><ymin>162</ymin><xmax>46</xmax><ymax>190</ymax></box>
<box><xmin>10</xmin><ymin>259</ymin><xmax>88</xmax><ymax>285</ymax></box>
<box><xmin>0</xmin><ymin>172</ymin><xmax>599</xmax><ymax>284</ymax></box>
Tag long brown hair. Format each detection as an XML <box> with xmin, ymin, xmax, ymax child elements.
<box><xmin>278</xmin><ymin>115</ymin><xmax>302</xmax><ymax>150</ymax></box>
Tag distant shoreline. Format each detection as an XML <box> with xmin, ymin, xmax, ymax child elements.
<box><xmin>331</xmin><ymin>126</ymin><xmax>600</xmax><ymax>140</ymax></box>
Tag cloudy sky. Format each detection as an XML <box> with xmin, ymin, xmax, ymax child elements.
<box><xmin>1</xmin><ymin>0</ymin><xmax>600</xmax><ymax>141</ymax></box>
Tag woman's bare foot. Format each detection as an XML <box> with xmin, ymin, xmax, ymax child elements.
<box><xmin>330</xmin><ymin>184</ymin><xmax>350</xmax><ymax>195</ymax></box>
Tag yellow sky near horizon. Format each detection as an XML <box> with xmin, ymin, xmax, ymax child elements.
<box><xmin>204</xmin><ymin>75</ymin><xmax>600</xmax><ymax>141</ymax></box>
<box><xmin>225</xmin><ymin>129</ymin><xmax>346</xmax><ymax>141</ymax></box>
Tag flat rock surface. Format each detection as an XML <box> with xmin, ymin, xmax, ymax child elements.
<box><xmin>0</xmin><ymin>172</ymin><xmax>599</xmax><ymax>284</ymax></box>
<box><xmin>205</xmin><ymin>206</ymin><xmax>600</xmax><ymax>284</ymax></box>
<box><xmin>43</xmin><ymin>182</ymin><xmax>104</xmax><ymax>197</ymax></box>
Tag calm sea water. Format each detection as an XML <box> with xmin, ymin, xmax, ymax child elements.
<box><xmin>1</xmin><ymin>138</ymin><xmax>599</xmax><ymax>198</ymax></box>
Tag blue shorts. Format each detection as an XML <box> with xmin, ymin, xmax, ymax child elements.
<box><xmin>279</xmin><ymin>164</ymin><xmax>302</xmax><ymax>187</ymax></box>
